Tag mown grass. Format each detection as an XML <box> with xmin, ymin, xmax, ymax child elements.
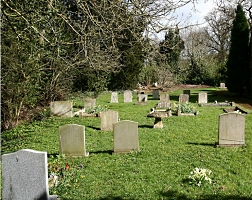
<box><xmin>1</xmin><ymin>87</ymin><xmax>252</xmax><ymax>200</ymax></box>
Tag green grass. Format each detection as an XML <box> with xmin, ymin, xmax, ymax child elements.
<box><xmin>2</xmin><ymin>87</ymin><xmax>252</xmax><ymax>200</ymax></box>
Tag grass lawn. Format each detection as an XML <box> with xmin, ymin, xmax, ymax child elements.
<box><xmin>1</xmin><ymin>87</ymin><xmax>252</xmax><ymax>200</ymax></box>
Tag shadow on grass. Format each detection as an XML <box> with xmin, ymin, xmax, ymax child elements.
<box><xmin>187</xmin><ymin>142</ymin><xmax>216</xmax><ymax>147</ymax></box>
<box><xmin>89</xmin><ymin>149</ymin><xmax>113</xmax><ymax>155</ymax></box>
<box><xmin>98</xmin><ymin>196</ymin><xmax>135</xmax><ymax>200</ymax></box>
<box><xmin>87</xmin><ymin>125</ymin><xmax>101</xmax><ymax>130</ymax></box>
<box><xmin>160</xmin><ymin>190</ymin><xmax>252</xmax><ymax>200</ymax></box>
<box><xmin>138</xmin><ymin>125</ymin><xmax>153</xmax><ymax>129</ymax></box>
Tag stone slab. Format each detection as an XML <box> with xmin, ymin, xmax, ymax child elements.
<box><xmin>100</xmin><ymin>110</ymin><xmax>119</xmax><ymax>131</ymax></box>
<box><xmin>50</xmin><ymin>101</ymin><xmax>73</xmax><ymax>117</ymax></box>
<box><xmin>198</xmin><ymin>92</ymin><xmax>208</xmax><ymax>104</ymax></box>
<box><xmin>2</xmin><ymin>149</ymin><xmax>57</xmax><ymax>200</ymax></box>
<box><xmin>124</xmin><ymin>90</ymin><xmax>132</xmax><ymax>102</ymax></box>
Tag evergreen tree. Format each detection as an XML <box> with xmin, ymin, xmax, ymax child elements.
<box><xmin>226</xmin><ymin>4</ymin><xmax>250</xmax><ymax>95</ymax></box>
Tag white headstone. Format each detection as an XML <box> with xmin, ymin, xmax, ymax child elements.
<box><xmin>59</xmin><ymin>124</ymin><xmax>89</xmax><ymax>156</ymax></box>
<box><xmin>137</xmin><ymin>94</ymin><xmax>148</xmax><ymax>102</ymax></box>
<box><xmin>198</xmin><ymin>92</ymin><xmax>208</xmax><ymax>104</ymax></box>
<box><xmin>110</xmin><ymin>92</ymin><xmax>118</xmax><ymax>103</ymax></box>
<box><xmin>2</xmin><ymin>149</ymin><xmax>57</xmax><ymax>200</ymax></box>
<box><xmin>124</xmin><ymin>90</ymin><xmax>132</xmax><ymax>102</ymax></box>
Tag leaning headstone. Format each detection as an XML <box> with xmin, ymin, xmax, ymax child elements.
<box><xmin>179</xmin><ymin>94</ymin><xmax>189</xmax><ymax>103</ymax></box>
<box><xmin>84</xmin><ymin>98</ymin><xmax>96</xmax><ymax>110</ymax></box>
<box><xmin>110</xmin><ymin>92</ymin><xmax>118</xmax><ymax>103</ymax></box>
<box><xmin>59</xmin><ymin>124</ymin><xmax>89</xmax><ymax>156</ymax></box>
<box><xmin>2</xmin><ymin>149</ymin><xmax>57</xmax><ymax>200</ymax></box>
<box><xmin>113</xmin><ymin>120</ymin><xmax>140</xmax><ymax>153</ymax></box>
<box><xmin>100</xmin><ymin>110</ymin><xmax>119</xmax><ymax>131</ymax></box>
<box><xmin>152</xmin><ymin>89</ymin><xmax>159</xmax><ymax>99</ymax></box>
<box><xmin>50</xmin><ymin>101</ymin><xmax>73</xmax><ymax>117</ymax></box>
<box><xmin>198</xmin><ymin>92</ymin><xmax>208</xmax><ymax>104</ymax></box>
<box><xmin>217</xmin><ymin>113</ymin><xmax>245</xmax><ymax>147</ymax></box>
<box><xmin>183</xmin><ymin>90</ymin><xmax>190</xmax><ymax>96</ymax></box>
<box><xmin>138</xmin><ymin>94</ymin><xmax>148</xmax><ymax>102</ymax></box>
<box><xmin>124</xmin><ymin>90</ymin><xmax>132</xmax><ymax>102</ymax></box>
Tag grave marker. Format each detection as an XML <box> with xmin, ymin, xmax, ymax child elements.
<box><xmin>110</xmin><ymin>92</ymin><xmax>118</xmax><ymax>103</ymax></box>
<box><xmin>113</xmin><ymin>120</ymin><xmax>140</xmax><ymax>153</ymax></box>
<box><xmin>156</xmin><ymin>94</ymin><xmax>171</xmax><ymax>108</ymax></box>
<box><xmin>124</xmin><ymin>90</ymin><xmax>132</xmax><ymax>102</ymax></box>
<box><xmin>198</xmin><ymin>92</ymin><xmax>208</xmax><ymax>104</ymax></box>
<box><xmin>50</xmin><ymin>101</ymin><xmax>73</xmax><ymax>117</ymax></box>
<box><xmin>2</xmin><ymin>149</ymin><xmax>57</xmax><ymax>200</ymax></box>
<box><xmin>100</xmin><ymin>110</ymin><xmax>119</xmax><ymax>131</ymax></box>
<box><xmin>59</xmin><ymin>124</ymin><xmax>89</xmax><ymax>156</ymax></box>
<box><xmin>217</xmin><ymin>113</ymin><xmax>245</xmax><ymax>147</ymax></box>
<box><xmin>219</xmin><ymin>82</ymin><xmax>227</xmax><ymax>89</ymax></box>
<box><xmin>179</xmin><ymin>94</ymin><xmax>189</xmax><ymax>103</ymax></box>
<box><xmin>84</xmin><ymin>98</ymin><xmax>96</xmax><ymax>109</ymax></box>
<box><xmin>152</xmin><ymin>89</ymin><xmax>159</xmax><ymax>99</ymax></box>
<box><xmin>138</xmin><ymin>94</ymin><xmax>148</xmax><ymax>102</ymax></box>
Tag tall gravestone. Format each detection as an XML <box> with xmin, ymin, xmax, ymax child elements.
<box><xmin>110</xmin><ymin>92</ymin><xmax>118</xmax><ymax>103</ymax></box>
<box><xmin>179</xmin><ymin>94</ymin><xmax>189</xmax><ymax>103</ymax></box>
<box><xmin>217</xmin><ymin>113</ymin><xmax>245</xmax><ymax>147</ymax></box>
<box><xmin>198</xmin><ymin>92</ymin><xmax>208</xmax><ymax>104</ymax></box>
<box><xmin>84</xmin><ymin>98</ymin><xmax>96</xmax><ymax>110</ymax></box>
<box><xmin>59</xmin><ymin>124</ymin><xmax>89</xmax><ymax>156</ymax></box>
<box><xmin>50</xmin><ymin>101</ymin><xmax>73</xmax><ymax>117</ymax></box>
<box><xmin>100</xmin><ymin>110</ymin><xmax>119</xmax><ymax>131</ymax></box>
<box><xmin>113</xmin><ymin>120</ymin><xmax>140</xmax><ymax>153</ymax></box>
<box><xmin>124</xmin><ymin>90</ymin><xmax>132</xmax><ymax>102</ymax></box>
<box><xmin>2</xmin><ymin>149</ymin><xmax>57</xmax><ymax>200</ymax></box>
<box><xmin>152</xmin><ymin>89</ymin><xmax>159</xmax><ymax>99</ymax></box>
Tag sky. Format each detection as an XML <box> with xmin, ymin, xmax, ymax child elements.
<box><xmin>175</xmin><ymin>0</ymin><xmax>216</xmax><ymax>26</ymax></box>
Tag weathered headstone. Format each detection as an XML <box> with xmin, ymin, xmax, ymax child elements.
<box><xmin>84</xmin><ymin>98</ymin><xmax>96</xmax><ymax>109</ymax></box>
<box><xmin>219</xmin><ymin>82</ymin><xmax>227</xmax><ymax>89</ymax></box>
<box><xmin>110</xmin><ymin>92</ymin><xmax>118</xmax><ymax>103</ymax></box>
<box><xmin>2</xmin><ymin>149</ymin><xmax>57</xmax><ymax>200</ymax></box>
<box><xmin>156</xmin><ymin>94</ymin><xmax>171</xmax><ymax>108</ymax></box>
<box><xmin>152</xmin><ymin>89</ymin><xmax>159</xmax><ymax>99</ymax></box>
<box><xmin>160</xmin><ymin>94</ymin><xmax>170</xmax><ymax>102</ymax></box>
<box><xmin>113</xmin><ymin>120</ymin><xmax>140</xmax><ymax>153</ymax></box>
<box><xmin>198</xmin><ymin>92</ymin><xmax>208</xmax><ymax>104</ymax></box>
<box><xmin>50</xmin><ymin>101</ymin><xmax>73</xmax><ymax>117</ymax></box>
<box><xmin>217</xmin><ymin>113</ymin><xmax>245</xmax><ymax>147</ymax></box>
<box><xmin>100</xmin><ymin>110</ymin><xmax>119</xmax><ymax>131</ymax></box>
<box><xmin>138</xmin><ymin>94</ymin><xmax>148</xmax><ymax>102</ymax></box>
<box><xmin>179</xmin><ymin>94</ymin><xmax>189</xmax><ymax>103</ymax></box>
<box><xmin>183</xmin><ymin>90</ymin><xmax>190</xmax><ymax>96</ymax></box>
<box><xmin>59</xmin><ymin>124</ymin><xmax>89</xmax><ymax>156</ymax></box>
<box><xmin>124</xmin><ymin>90</ymin><xmax>132</xmax><ymax>102</ymax></box>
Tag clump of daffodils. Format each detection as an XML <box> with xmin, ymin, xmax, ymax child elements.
<box><xmin>188</xmin><ymin>167</ymin><xmax>212</xmax><ymax>186</ymax></box>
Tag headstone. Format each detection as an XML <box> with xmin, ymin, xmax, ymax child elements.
<box><xmin>113</xmin><ymin>120</ymin><xmax>140</xmax><ymax>153</ymax></box>
<box><xmin>50</xmin><ymin>101</ymin><xmax>73</xmax><ymax>117</ymax></box>
<box><xmin>183</xmin><ymin>90</ymin><xmax>190</xmax><ymax>96</ymax></box>
<box><xmin>198</xmin><ymin>92</ymin><xmax>208</xmax><ymax>104</ymax></box>
<box><xmin>179</xmin><ymin>94</ymin><xmax>189</xmax><ymax>103</ymax></box>
<box><xmin>110</xmin><ymin>92</ymin><xmax>118</xmax><ymax>103</ymax></box>
<box><xmin>2</xmin><ymin>149</ymin><xmax>57</xmax><ymax>200</ymax></box>
<box><xmin>124</xmin><ymin>90</ymin><xmax>132</xmax><ymax>102</ymax></box>
<box><xmin>59</xmin><ymin>124</ymin><xmax>89</xmax><ymax>156</ymax></box>
<box><xmin>100</xmin><ymin>110</ymin><xmax>119</xmax><ymax>131</ymax></box>
<box><xmin>160</xmin><ymin>94</ymin><xmax>170</xmax><ymax>102</ymax></box>
<box><xmin>152</xmin><ymin>89</ymin><xmax>159</xmax><ymax>99</ymax></box>
<box><xmin>138</xmin><ymin>94</ymin><xmax>148</xmax><ymax>102</ymax></box>
<box><xmin>84</xmin><ymin>98</ymin><xmax>96</xmax><ymax>109</ymax></box>
<box><xmin>217</xmin><ymin>113</ymin><xmax>245</xmax><ymax>147</ymax></box>
<box><xmin>219</xmin><ymin>83</ymin><xmax>227</xmax><ymax>89</ymax></box>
